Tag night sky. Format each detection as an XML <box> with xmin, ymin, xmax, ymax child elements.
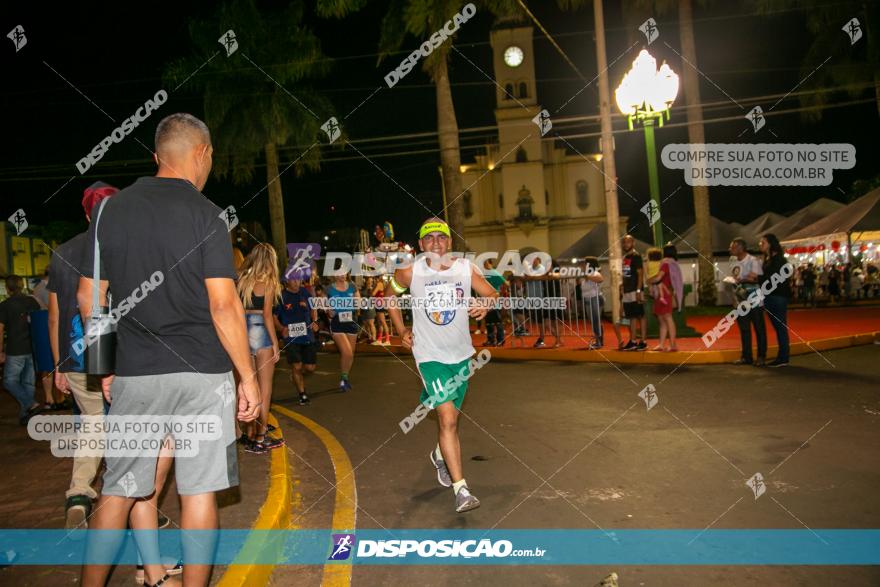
<box><xmin>2</xmin><ymin>1</ymin><xmax>878</xmax><ymax>246</ymax></box>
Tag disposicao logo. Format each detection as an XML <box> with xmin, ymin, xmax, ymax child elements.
<box><xmin>328</xmin><ymin>533</ymin><xmax>356</xmax><ymax>561</ymax></box>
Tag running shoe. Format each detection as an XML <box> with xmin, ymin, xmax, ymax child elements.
<box><xmin>19</xmin><ymin>403</ymin><xmax>43</xmax><ymax>426</ymax></box>
<box><xmin>340</xmin><ymin>379</ymin><xmax>352</xmax><ymax>392</ymax></box>
<box><xmin>259</xmin><ymin>436</ymin><xmax>285</xmax><ymax>450</ymax></box>
<box><xmin>621</xmin><ymin>340</ymin><xmax>637</xmax><ymax>351</ymax></box>
<box><xmin>299</xmin><ymin>392</ymin><xmax>311</xmax><ymax>405</ymax></box>
<box><xmin>588</xmin><ymin>342</ymin><xmax>603</xmax><ymax>350</ymax></box>
<box><xmin>65</xmin><ymin>495</ymin><xmax>92</xmax><ymax>530</ymax></box>
<box><xmin>243</xmin><ymin>438</ymin><xmax>268</xmax><ymax>454</ymax></box>
<box><xmin>454</xmin><ymin>486</ymin><xmax>481</xmax><ymax>513</ymax></box>
<box><xmin>429</xmin><ymin>450</ymin><xmax>452</xmax><ymax>487</ymax></box>
<box><xmin>370</xmin><ymin>340</ymin><xmax>383</xmax><ymax>346</ymax></box>
<box><xmin>636</xmin><ymin>341</ymin><xmax>647</xmax><ymax>351</ymax></box>
<box><xmin>533</xmin><ymin>338</ymin><xmax>546</xmax><ymax>348</ymax></box>
<box><xmin>768</xmin><ymin>359</ymin><xmax>789</xmax><ymax>368</ymax></box>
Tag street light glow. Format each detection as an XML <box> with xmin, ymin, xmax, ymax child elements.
<box><xmin>615</xmin><ymin>49</ymin><xmax>679</xmax><ymax>117</ymax></box>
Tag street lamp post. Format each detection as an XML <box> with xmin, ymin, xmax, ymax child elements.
<box><xmin>615</xmin><ymin>49</ymin><xmax>679</xmax><ymax>247</ymax></box>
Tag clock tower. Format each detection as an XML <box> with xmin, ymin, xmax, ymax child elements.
<box><xmin>453</xmin><ymin>20</ymin><xmax>607</xmax><ymax>259</ymax></box>
<box><xmin>489</xmin><ymin>21</ymin><xmax>549</xmax><ymax>253</ymax></box>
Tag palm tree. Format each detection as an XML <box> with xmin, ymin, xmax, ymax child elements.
<box><xmin>318</xmin><ymin>0</ymin><xmax>519</xmax><ymax>251</ymax></box>
<box><xmin>623</xmin><ymin>0</ymin><xmax>716</xmax><ymax>304</ymax></box>
<box><xmin>165</xmin><ymin>0</ymin><xmax>333</xmax><ymax>255</ymax></box>
<box><xmin>754</xmin><ymin>0</ymin><xmax>879</xmax><ymax>118</ymax></box>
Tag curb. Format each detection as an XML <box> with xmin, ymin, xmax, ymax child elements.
<box><xmin>350</xmin><ymin>332</ymin><xmax>878</xmax><ymax>365</ymax></box>
<box><xmin>272</xmin><ymin>404</ymin><xmax>357</xmax><ymax>587</ymax></box>
<box><xmin>216</xmin><ymin>413</ymin><xmax>291</xmax><ymax>587</ymax></box>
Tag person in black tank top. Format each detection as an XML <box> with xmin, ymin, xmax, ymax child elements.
<box><xmin>237</xmin><ymin>244</ymin><xmax>283</xmax><ymax>453</ymax></box>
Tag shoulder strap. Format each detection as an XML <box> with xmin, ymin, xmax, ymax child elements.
<box><xmin>91</xmin><ymin>198</ymin><xmax>111</xmax><ymax>318</ymax></box>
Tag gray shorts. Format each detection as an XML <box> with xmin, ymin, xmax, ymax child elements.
<box><xmin>102</xmin><ymin>371</ymin><xmax>239</xmax><ymax>497</ymax></box>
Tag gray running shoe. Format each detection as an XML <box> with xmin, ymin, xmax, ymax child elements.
<box><xmin>454</xmin><ymin>486</ymin><xmax>481</xmax><ymax>513</ymax></box>
<box><xmin>429</xmin><ymin>450</ymin><xmax>452</xmax><ymax>487</ymax></box>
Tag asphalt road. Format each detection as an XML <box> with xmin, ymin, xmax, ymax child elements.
<box><xmin>271</xmin><ymin>343</ymin><xmax>880</xmax><ymax>586</ymax></box>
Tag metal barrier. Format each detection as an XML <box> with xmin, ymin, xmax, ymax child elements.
<box><xmin>497</xmin><ymin>275</ymin><xmax>604</xmax><ymax>348</ymax></box>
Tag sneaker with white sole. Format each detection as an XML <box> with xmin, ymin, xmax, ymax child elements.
<box><xmin>65</xmin><ymin>495</ymin><xmax>92</xmax><ymax>530</ymax></box>
<box><xmin>454</xmin><ymin>486</ymin><xmax>481</xmax><ymax>513</ymax></box>
<box><xmin>429</xmin><ymin>450</ymin><xmax>452</xmax><ymax>487</ymax></box>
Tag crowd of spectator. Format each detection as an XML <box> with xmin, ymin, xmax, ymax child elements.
<box><xmin>792</xmin><ymin>260</ymin><xmax>880</xmax><ymax>306</ymax></box>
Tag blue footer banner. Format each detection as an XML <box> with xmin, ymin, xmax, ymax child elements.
<box><xmin>1</xmin><ymin>529</ymin><xmax>879</xmax><ymax>565</ymax></box>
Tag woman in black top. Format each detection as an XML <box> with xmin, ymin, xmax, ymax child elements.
<box><xmin>759</xmin><ymin>233</ymin><xmax>791</xmax><ymax>367</ymax></box>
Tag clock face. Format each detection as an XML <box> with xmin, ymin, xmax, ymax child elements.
<box><xmin>503</xmin><ymin>45</ymin><xmax>524</xmax><ymax>67</ymax></box>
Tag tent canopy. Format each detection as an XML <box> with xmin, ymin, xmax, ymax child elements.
<box><xmin>673</xmin><ymin>216</ymin><xmax>756</xmax><ymax>255</ymax></box>
<box><xmin>557</xmin><ymin>223</ymin><xmax>652</xmax><ymax>261</ymax></box>
<box><xmin>766</xmin><ymin>197</ymin><xmax>845</xmax><ymax>241</ymax></box>
<box><xmin>743</xmin><ymin>211</ymin><xmax>787</xmax><ymax>235</ymax></box>
<box><xmin>783</xmin><ymin>189</ymin><xmax>880</xmax><ymax>244</ymax></box>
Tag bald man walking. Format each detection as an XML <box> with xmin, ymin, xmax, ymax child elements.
<box><xmin>78</xmin><ymin>113</ymin><xmax>261</xmax><ymax>587</ymax></box>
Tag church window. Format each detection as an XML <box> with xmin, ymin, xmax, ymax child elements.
<box><xmin>576</xmin><ymin>180</ymin><xmax>589</xmax><ymax>210</ymax></box>
<box><xmin>516</xmin><ymin>186</ymin><xmax>535</xmax><ymax>219</ymax></box>
<box><xmin>518</xmin><ymin>82</ymin><xmax>528</xmax><ymax>98</ymax></box>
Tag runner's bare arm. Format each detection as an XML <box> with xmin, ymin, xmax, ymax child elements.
<box><xmin>470</xmin><ymin>265</ymin><xmax>499</xmax><ymax>320</ymax></box>
<box><xmin>261</xmin><ymin>285</ymin><xmax>280</xmax><ymax>361</ymax></box>
<box><xmin>48</xmin><ymin>292</ymin><xmax>69</xmax><ymax>393</ymax></box>
<box><xmin>386</xmin><ymin>266</ymin><xmax>413</xmax><ymax>348</ymax></box>
<box><xmin>48</xmin><ymin>292</ymin><xmax>60</xmax><ymax>366</ymax></box>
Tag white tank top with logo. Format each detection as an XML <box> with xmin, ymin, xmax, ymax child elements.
<box><xmin>410</xmin><ymin>256</ymin><xmax>474</xmax><ymax>365</ymax></box>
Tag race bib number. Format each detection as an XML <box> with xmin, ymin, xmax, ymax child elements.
<box><xmin>425</xmin><ymin>283</ymin><xmax>456</xmax><ymax>313</ymax></box>
<box><xmin>287</xmin><ymin>322</ymin><xmax>307</xmax><ymax>338</ymax></box>
<box><xmin>339</xmin><ymin>311</ymin><xmax>353</xmax><ymax>323</ymax></box>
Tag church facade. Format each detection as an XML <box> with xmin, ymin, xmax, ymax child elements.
<box><xmin>447</xmin><ymin>22</ymin><xmax>609</xmax><ymax>258</ymax></box>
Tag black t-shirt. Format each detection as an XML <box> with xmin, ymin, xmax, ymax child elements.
<box><xmin>48</xmin><ymin>232</ymin><xmax>88</xmax><ymax>372</ymax></box>
<box><xmin>761</xmin><ymin>254</ymin><xmax>792</xmax><ymax>299</ymax></box>
<box><xmin>0</xmin><ymin>294</ymin><xmax>40</xmax><ymax>355</ymax></box>
<box><xmin>622</xmin><ymin>251</ymin><xmax>643</xmax><ymax>293</ymax></box>
<box><xmin>802</xmin><ymin>269</ymin><xmax>816</xmax><ymax>287</ymax></box>
<box><xmin>77</xmin><ymin>176</ymin><xmax>237</xmax><ymax>376</ymax></box>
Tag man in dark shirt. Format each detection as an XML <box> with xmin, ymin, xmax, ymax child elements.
<box><xmin>48</xmin><ymin>181</ymin><xmax>118</xmax><ymax>529</ymax></box>
<box><xmin>78</xmin><ymin>113</ymin><xmax>260</xmax><ymax>587</ymax></box>
<box><xmin>0</xmin><ymin>275</ymin><xmax>42</xmax><ymax>424</ymax></box>
<box><xmin>620</xmin><ymin>235</ymin><xmax>647</xmax><ymax>350</ymax></box>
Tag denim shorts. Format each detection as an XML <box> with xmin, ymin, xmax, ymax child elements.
<box><xmin>246</xmin><ymin>313</ymin><xmax>272</xmax><ymax>354</ymax></box>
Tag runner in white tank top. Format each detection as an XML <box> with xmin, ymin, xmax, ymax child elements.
<box><xmin>385</xmin><ymin>218</ymin><xmax>499</xmax><ymax>513</ymax></box>
<box><xmin>409</xmin><ymin>255</ymin><xmax>474</xmax><ymax>364</ymax></box>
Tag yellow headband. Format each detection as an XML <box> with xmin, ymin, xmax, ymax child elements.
<box><xmin>419</xmin><ymin>221</ymin><xmax>450</xmax><ymax>239</ymax></box>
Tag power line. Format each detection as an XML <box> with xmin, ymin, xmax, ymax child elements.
<box><xmin>2</xmin><ymin>80</ymin><xmax>873</xmax><ymax>177</ymax></box>
<box><xmin>1</xmin><ymin>95</ymin><xmax>873</xmax><ymax>182</ymax></box>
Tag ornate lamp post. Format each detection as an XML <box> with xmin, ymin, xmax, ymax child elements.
<box><xmin>615</xmin><ymin>49</ymin><xmax>679</xmax><ymax>247</ymax></box>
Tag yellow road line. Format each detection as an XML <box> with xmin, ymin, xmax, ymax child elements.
<box><xmin>273</xmin><ymin>404</ymin><xmax>357</xmax><ymax>587</ymax></box>
<box><xmin>217</xmin><ymin>413</ymin><xmax>291</xmax><ymax>587</ymax></box>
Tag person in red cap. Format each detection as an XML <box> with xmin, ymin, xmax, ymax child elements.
<box><xmin>48</xmin><ymin>181</ymin><xmax>120</xmax><ymax>530</ymax></box>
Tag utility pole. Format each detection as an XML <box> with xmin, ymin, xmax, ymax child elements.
<box><xmin>594</xmin><ymin>0</ymin><xmax>623</xmax><ymax>326</ymax></box>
